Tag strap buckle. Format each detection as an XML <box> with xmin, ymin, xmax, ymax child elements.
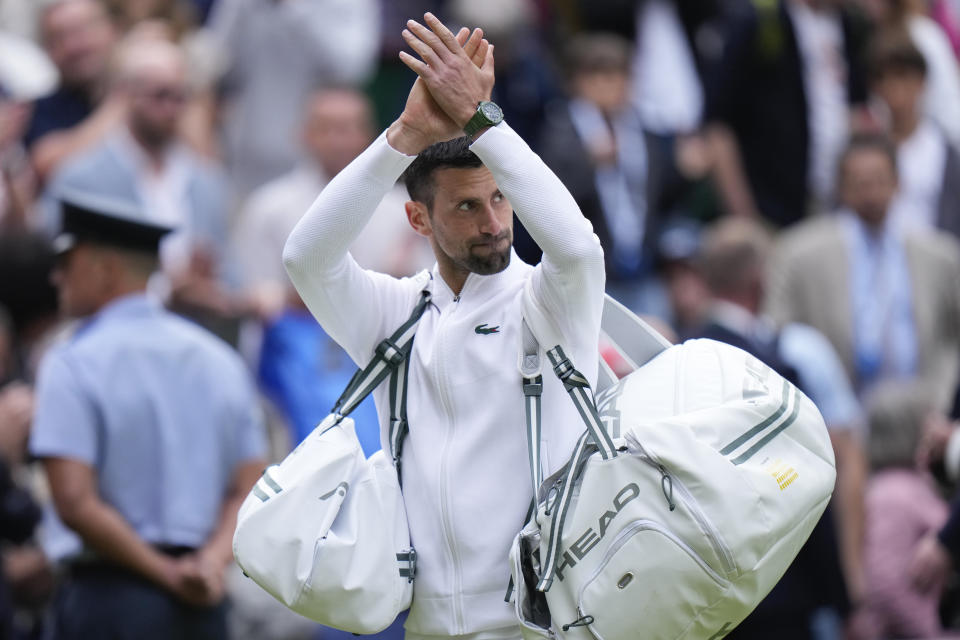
<box><xmin>375</xmin><ymin>338</ymin><xmax>405</xmax><ymax>367</ymax></box>
<box><xmin>397</xmin><ymin>548</ymin><xmax>417</xmax><ymax>582</ymax></box>
<box><xmin>523</xmin><ymin>380</ymin><xmax>543</xmax><ymax>397</ymax></box>
<box><xmin>551</xmin><ymin>356</ymin><xmax>575</xmax><ymax>381</ymax></box>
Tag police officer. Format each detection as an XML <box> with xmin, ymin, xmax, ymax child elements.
<box><xmin>29</xmin><ymin>192</ymin><xmax>267</xmax><ymax>639</ymax></box>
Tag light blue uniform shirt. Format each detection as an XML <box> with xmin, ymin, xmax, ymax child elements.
<box><xmin>779</xmin><ymin>323</ymin><xmax>864</xmax><ymax>432</ymax></box>
<box><xmin>30</xmin><ymin>293</ymin><xmax>267</xmax><ymax>558</ymax></box>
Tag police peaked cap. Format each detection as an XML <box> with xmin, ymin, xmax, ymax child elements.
<box><xmin>54</xmin><ymin>192</ymin><xmax>173</xmax><ymax>256</ymax></box>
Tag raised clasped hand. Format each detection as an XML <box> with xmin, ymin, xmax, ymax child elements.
<box><xmin>394</xmin><ymin>13</ymin><xmax>495</xmax><ymax>148</ymax></box>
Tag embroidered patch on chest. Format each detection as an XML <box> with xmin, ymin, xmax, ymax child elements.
<box><xmin>475</xmin><ymin>324</ymin><xmax>500</xmax><ymax>335</ymax></box>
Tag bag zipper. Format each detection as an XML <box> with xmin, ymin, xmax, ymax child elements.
<box><xmin>627</xmin><ymin>437</ymin><xmax>738</xmax><ymax>576</ymax></box>
<box><xmin>573</xmin><ymin>518</ymin><xmax>727</xmax><ymax>636</ymax></box>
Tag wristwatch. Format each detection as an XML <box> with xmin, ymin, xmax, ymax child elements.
<box><xmin>463</xmin><ymin>101</ymin><xmax>504</xmax><ymax>137</ymax></box>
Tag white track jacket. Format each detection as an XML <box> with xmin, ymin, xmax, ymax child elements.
<box><xmin>283</xmin><ymin>122</ymin><xmax>605</xmax><ymax>639</ymax></box>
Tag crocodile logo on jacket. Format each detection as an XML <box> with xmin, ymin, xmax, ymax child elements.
<box><xmin>475</xmin><ymin>324</ymin><xmax>500</xmax><ymax>335</ymax></box>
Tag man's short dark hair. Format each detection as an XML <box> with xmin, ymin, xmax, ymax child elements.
<box><xmin>696</xmin><ymin>218</ymin><xmax>771</xmax><ymax>297</ymax></box>
<box><xmin>403</xmin><ymin>136</ymin><xmax>483</xmax><ymax>209</ymax></box>
<box><xmin>869</xmin><ymin>34</ymin><xmax>927</xmax><ymax>81</ymax></box>
<box><xmin>565</xmin><ymin>33</ymin><xmax>631</xmax><ymax>80</ymax></box>
<box><xmin>838</xmin><ymin>133</ymin><xmax>898</xmax><ymax>182</ymax></box>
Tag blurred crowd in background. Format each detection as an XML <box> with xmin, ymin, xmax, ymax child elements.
<box><xmin>1</xmin><ymin>0</ymin><xmax>960</xmax><ymax>638</ymax></box>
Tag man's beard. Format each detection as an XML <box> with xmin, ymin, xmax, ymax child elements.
<box><xmin>130</xmin><ymin>118</ymin><xmax>175</xmax><ymax>152</ymax></box>
<box><xmin>458</xmin><ymin>231</ymin><xmax>512</xmax><ymax>275</ymax></box>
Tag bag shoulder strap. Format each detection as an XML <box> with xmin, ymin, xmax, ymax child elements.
<box><xmin>518</xmin><ymin>321</ymin><xmax>618</xmax><ymax>495</ymax></box>
<box><xmin>544</xmin><ymin>344</ymin><xmax>618</xmax><ymax>461</ymax></box>
<box><xmin>331</xmin><ymin>289</ymin><xmax>431</xmax><ymax>465</ymax></box>
<box><xmin>388</xmin><ymin>349</ymin><xmax>413</xmax><ymax>476</ymax></box>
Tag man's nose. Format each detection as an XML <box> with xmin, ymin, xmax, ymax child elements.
<box><xmin>478</xmin><ymin>205</ymin><xmax>503</xmax><ymax>236</ymax></box>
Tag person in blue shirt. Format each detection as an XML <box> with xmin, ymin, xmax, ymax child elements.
<box><xmin>29</xmin><ymin>192</ymin><xmax>267</xmax><ymax>639</ymax></box>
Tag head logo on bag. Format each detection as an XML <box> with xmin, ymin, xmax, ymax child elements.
<box><xmin>556</xmin><ymin>483</ymin><xmax>640</xmax><ymax>581</ymax></box>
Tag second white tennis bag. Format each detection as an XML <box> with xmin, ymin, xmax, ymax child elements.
<box><xmin>232</xmin><ymin>291</ymin><xmax>430</xmax><ymax>634</ymax></box>
<box><xmin>509</xmin><ymin>298</ymin><xmax>836</xmax><ymax>640</ymax></box>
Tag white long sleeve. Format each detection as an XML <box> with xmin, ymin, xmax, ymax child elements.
<box><xmin>282</xmin><ymin>131</ymin><xmax>422</xmax><ymax>365</ymax></box>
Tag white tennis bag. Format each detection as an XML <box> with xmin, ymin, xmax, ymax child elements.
<box><xmin>232</xmin><ymin>291</ymin><xmax>430</xmax><ymax>634</ymax></box>
<box><xmin>509</xmin><ymin>297</ymin><xmax>836</xmax><ymax>640</ymax></box>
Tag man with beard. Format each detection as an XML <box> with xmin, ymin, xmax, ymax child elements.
<box><xmin>26</xmin><ymin>0</ymin><xmax>119</xmax><ymax>180</ymax></box>
<box><xmin>42</xmin><ymin>36</ymin><xmax>230</xmax><ymax>306</ymax></box>
<box><xmin>282</xmin><ymin>14</ymin><xmax>605</xmax><ymax>640</ymax></box>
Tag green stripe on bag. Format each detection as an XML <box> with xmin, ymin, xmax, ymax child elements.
<box><xmin>719</xmin><ymin>379</ymin><xmax>791</xmax><ymax>455</ymax></box>
<box><xmin>731</xmin><ymin>385</ymin><xmax>800</xmax><ymax>465</ymax></box>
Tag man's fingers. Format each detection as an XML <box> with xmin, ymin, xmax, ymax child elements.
<box><xmin>402</xmin><ymin>29</ymin><xmax>442</xmax><ymax>69</ymax></box>
<box><xmin>471</xmin><ymin>38</ymin><xmax>488</xmax><ymax>68</ymax></box>
<box><xmin>424</xmin><ymin>12</ymin><xmax>461</xmax><ymax>55</ymax></box>
<box><xmin>482</xmin><ymin>43</ymin><xmax>495</xmax><ymax>73</ymax></box>
<box><xmin>463</xmin><ymin>28</ymin><xmax>484</xmax><ymax>64</ymax></box>
<box><xmin>455</xmin><ymin>27</ymin><xmax>470</xmax><ymax>46</ymax></box>
<box><xmin>398</xmin><ymin>50</ymin><xmax>429</xmax><ymax>77</ymax></box>
<box><xmin>407</xmin><ymin>19</ymin><xmax>450</xmax><ymax>62</ymax></box>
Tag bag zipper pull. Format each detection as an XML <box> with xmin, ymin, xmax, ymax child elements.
<box><xmin>659</xmin><ymin>465</ymin><xmax>676</xmax><ymax>511</ymax></box>
<box><xmin>562</xmin><ymin>609</ymin><xmax>595</xmax><ymax>631</ymax></box>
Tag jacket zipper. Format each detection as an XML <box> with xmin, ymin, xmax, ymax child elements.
<box><xmin>627</xmin><ymin>437</ymin><xmax>737</xmax><ymax>576</ymax></box>
<box><xmin>434</xmin><ymin>292</ymin><xmax>465</xmax><ymax>633</ymax></box>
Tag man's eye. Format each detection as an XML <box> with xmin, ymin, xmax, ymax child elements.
<box><xmin>493</xmin><ymin>193</ymin><xmax>504</xmax><ymax>203</ymax></box>
<box><xmin>457</xmin><ymin>202</ymin><xmax>472</xmax><ymax>211</ymax></box>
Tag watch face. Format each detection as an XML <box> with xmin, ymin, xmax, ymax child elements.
<box><xmin>480</xmin><ymin>101</ymin><xmax>503</xmax><ymax>123</ymax></box>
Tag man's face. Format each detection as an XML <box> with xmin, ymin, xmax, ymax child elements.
<box><xmin>839</xmin><ymin>148</ymin><xmax>898</xmax><ymax>227</ymax></box>
<box><xmin>51</xmin><ymin>244</ymin><xmax>105</xmax><ymax>318</ymax></box>
<box><xmin>873</xmin><ymin>68</ymin><xmax>925</xmax><ymax>120</ymax></box>
<box><xmin>127</xmin><ymin>66</ymin><xmax>189</xmax><ymax>149</ymax></box>
<box><xmin>418</xmin><ymin>167</ymin><xmax>514</xmax><ymax>278</ymax></box>
<box><xmin>0</xmin><ymin>99</ymin><xmax>30</xmax><ymax>149</ymax></box>
<box><xmin>42</xmin><ymin>0</ymin><xmax>115</xmax><ymax>89</ymax></box>
<box><xmin>572</xmin><ymin>69</ymin><xmax>630</xmax><ymax>114</ymax></box>
<box><xmin>663</xmin><ymin>262</ymin><xmax>709</xmax><ymax>330</ymax></box>
<box><xmin>855</xmin><ymin>0</ymin><xmax>890</xmax><ymax>23</ymax></box>
<box><xmin>303</xmin><ymin>91</ymin><xmax>374</xmax><ymax>177</ymax></box>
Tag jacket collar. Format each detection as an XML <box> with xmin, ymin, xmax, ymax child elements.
<box><xmin>73</xmin><ymin>292</ymin><xmax>159</xmax><ymax>340</ymax></box>
<box><xmin>429</xmin><ymin>248</ymin><xmax>528</xmax><ymax>308</ymax></box>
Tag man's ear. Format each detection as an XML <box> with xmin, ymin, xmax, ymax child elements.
<box><xmin>97</xmin><ymin>249</ymin><xmax>126</xmax><ymax>292</ymax></box>
<box><xmin>405</xmin><ymin>200</ymin><xmax>432</xmax><ymax>238</ymax></box>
